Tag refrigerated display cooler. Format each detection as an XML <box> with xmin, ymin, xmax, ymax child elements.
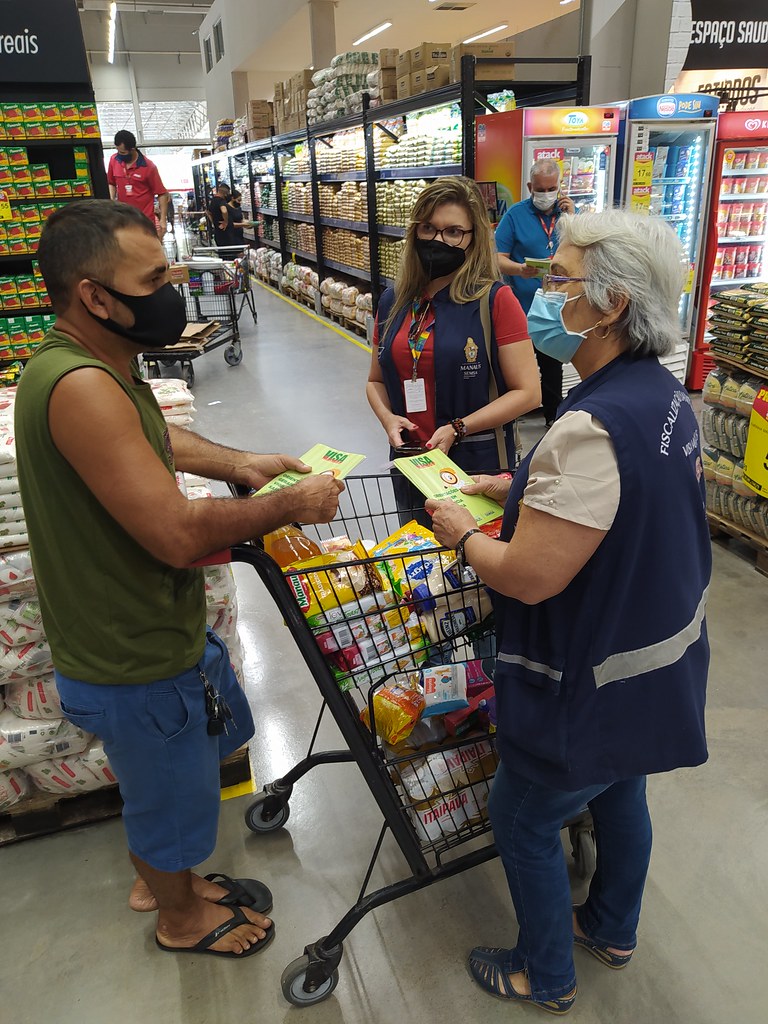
<box><xmin>475</xmin><ymin>106</ymin><xmax>623</xmax><ymax>221</ymax></box>
<box><xmin>616</xmin><ymin>94</ymin><xmax>719</xmax><ymax>381</ymax></box>
<box><xmin>689</xmin><ymin>110</ymin><xmax>768</xmax><ymax>387</ymax></box>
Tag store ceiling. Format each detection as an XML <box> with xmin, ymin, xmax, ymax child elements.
<box><xmin>238</xmin><ymin>0</ymin><xmax>582</xmax><ymax>74</ymax></box>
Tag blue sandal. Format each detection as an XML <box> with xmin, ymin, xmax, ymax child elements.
<box><xmin>469</xmin><ymin>946</ymin><xmax>576</xmax><ymax>1015</ymax></box>
<box><xmin>573</xmin><ymin>933</ymin><xmax>633</xmax><ymax>970</ymax></box>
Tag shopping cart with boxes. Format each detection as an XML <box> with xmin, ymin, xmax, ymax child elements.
<box><xmin>143</xmin><ymin>246</ymin><xmax>256</xmax><ymax>387</ymax></box>
<box><xmin>226</xmin><ymin>474</ymin><xmax>595</xmax><ymax>1007</ymax></box>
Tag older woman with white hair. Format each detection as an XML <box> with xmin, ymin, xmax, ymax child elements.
<box><xmin>426</xmin><ymin>210</ymin><xmax>711</xmax><ymax>1015</ymax></box>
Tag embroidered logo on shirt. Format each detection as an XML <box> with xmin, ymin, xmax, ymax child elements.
<box><xmin>464</xmin><ymin>337</ymin><xmax>478</xmax><ymax>362</ymax></box>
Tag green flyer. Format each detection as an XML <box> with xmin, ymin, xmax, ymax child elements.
<box><xmin>254</xmin><ymin>443</ymin><xmax>366</xmax><ymax>496</ymax></box>
<box><xmin>393</xmin><ymin>451</ymin><xmax>504</xmax><ymax>526</ymax></box>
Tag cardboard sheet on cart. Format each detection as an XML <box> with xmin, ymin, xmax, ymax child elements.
<box><xmin>159</xmin><ymin>322</ymin><xmax>221</xmax><ymax>352</ymax></box>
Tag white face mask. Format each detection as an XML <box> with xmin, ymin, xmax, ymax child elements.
<box><xmin>531</xmin><ymin>191</ymin><xmax>558</xmax><ymax>212</ymax></box>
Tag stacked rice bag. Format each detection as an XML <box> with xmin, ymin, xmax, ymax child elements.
<box><xmin>0</xmin><ymin>387</ymin><xmax>28</xmax><ymax>550</ymax></box>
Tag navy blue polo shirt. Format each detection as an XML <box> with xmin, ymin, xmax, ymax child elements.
<box><xmin>495</xmin><ymin>198</ymin><xmax>561</xmax><ymax>314</ymax></box>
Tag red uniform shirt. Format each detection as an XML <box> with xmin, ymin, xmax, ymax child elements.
<box><xmin>375</xmin><ymin>285</ymin><xmax>529</xmax><ymax>444</ymax></box>
<box><xmin>107</xmin><ymin>152</ymin><xmax>167</xmax><ymax>222</ymax></box>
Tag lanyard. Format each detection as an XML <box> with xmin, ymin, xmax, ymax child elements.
<box><xmin>537</xmin><ymin>212</ymin><xmax>556</xmax><ymax>253</ymax></box>
<box><xmin>407</xmin><ymin>298</ymin><xmax>435</xmax><ymax>382</ymax></box>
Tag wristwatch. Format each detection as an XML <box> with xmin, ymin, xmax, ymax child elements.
<box><xmin>455</xmin><ymin>528</ymin><xmax>482</xmax><ymax>570</ymax></box>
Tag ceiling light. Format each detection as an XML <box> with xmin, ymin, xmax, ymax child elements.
<box><xmin>462</xmin><ymin>24</ymin><xmax>508</xmax><ymax>44</ymax></box>
<box><xmin>107</xmin><ymin>1</ymin><xmax>117</xmax><ymax>64</ymax></box>
<box><xmin>353</xmin><ymin>21</ymin><xmax>392</xmax><ymax>46</ymax></box>
<box><xmin>560</xmin><ymin>0</ymin><xmax>577</xmax><ymax>5</ymax></box>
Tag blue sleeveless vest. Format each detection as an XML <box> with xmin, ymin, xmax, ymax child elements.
<box><xmin>493</xmin><ymin>353</ymin><xmax>711</xmax><ymax>790</ymax></box>
<box><xmin>377</xmin><ymin>282</ymin><xmax>517</xmax><ymax>469</ymax></box>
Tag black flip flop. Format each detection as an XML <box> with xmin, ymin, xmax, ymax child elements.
<box><xmin>155</xmin><ymin>905</ymin><xmax>276</xmax><ymax>959</ymax></box>
<box><xmin>204</xmin><ymin>872</ymin><xmax>273</xmax><ymax>915</ymax></box>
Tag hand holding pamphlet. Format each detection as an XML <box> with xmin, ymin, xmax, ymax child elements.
<box><xmin>255</xmin><ymin>443</ymin><xmax>365</xmax><ymax>496</ymax></box>
<box><xmin>393</xmin><ymin>451</ymin><xmax>504</xmax><ymax>526</ymax></box>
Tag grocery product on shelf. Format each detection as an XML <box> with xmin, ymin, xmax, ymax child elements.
<box><xmin>0</xmin><ymin>103</ymin><xmax>100</xmax><ymax>142</ymax></box>
<box><xmin>281</xmin><ymin>262</ymin><xmax>319</xmax><ymax>304</ymax></box>
<box><xmin>376</xmin><ymin>179</ymin><xmax>427</xmax><ymax>226</ymax></box>
<box><xmin>380</xmin><ymin>130</ymin><xmax>460</xmax><ymax>169</ymax></box>
<box><xmin>319</xmin><ymin>181</ymin><xmax>368</xmax><ymax>221</ymax></box>
<box><xmin>285</xmin><ymin>221</ymin><xmax>316</xmax><ymax>256</ymax></box>
<box><xmin>308</xmin><ymin>51</ymin><xmax>381</xmax><ymax>126</ymax></box>
<box><xmin>706</xmin><ymin>285</ymin><xmax>768</xmax><ymax>372</ymax></box>
<box><xmin>282</xmin><ymin>180</ymin><xmax>314</xmax><ymax>215</ymax></box>
<box><xmin>322</xmin><ymin>227</ymin><xmax>370</xmax><ymax>271</ymax></box>
<box><xmin>701</xmin><ymin>365</ymin><xmax>768</xmax><ymax>537</ymax></box>
<box><xmin>379</xmin><ymin>238</ymin><xmax>406</xmax><ymax>281</ymax></box>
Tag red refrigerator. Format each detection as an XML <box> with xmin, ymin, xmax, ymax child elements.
<box><xmin>689</xmin><ymin>110</ymin><xmax>768</xmax><ymax>387</ymax></box>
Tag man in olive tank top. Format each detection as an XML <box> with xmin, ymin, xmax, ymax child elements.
<box><xmin>14</xmin><ymin>200</ymin><xmax>343</xmax><ymax>959</ymax></box>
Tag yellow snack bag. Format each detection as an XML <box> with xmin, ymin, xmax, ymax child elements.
<box><xmin>360</xmin><ymin>683</ymin><xmax>426</xmax><ymax>744</ymax></box>
<box><xmin>286</xmin><ymin>541</ymin><xmax>387</xmax><ymax>619</ymax></box>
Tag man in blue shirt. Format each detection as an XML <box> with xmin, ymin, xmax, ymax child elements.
<box><xmin>495</xmin><ymin>159</ymin><xmax>575</xmax><ymax>426</ymax></box>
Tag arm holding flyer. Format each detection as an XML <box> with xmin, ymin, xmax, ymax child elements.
<box><xmin>393</xmin><ymin>451</ymin><xmax>504</xmax><ymax>526</ymax></box>
<box><xmin>255</xmin><ymin>444</ymin><xmax>366</xmax><ymax>496</ymax></box>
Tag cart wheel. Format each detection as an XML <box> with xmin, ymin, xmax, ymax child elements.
<box><xmin>224</xmin><ymin>344</ymin><xmax>243</xmax><ymax>366</ymax></box>
<box><xmin>281</xmin><ymin>955</ymin><xmax>339</xmax><ymax>1007</ymax></box>
<box><xmin>572</xmin><ymin>828</ymin><xmax>596</xmax><ymax>880</ymax></box>
<box><xmin>181</xmin><ymin>363</ymin><xmax>195</xmax><ymax>388</ymax></box>
<box><xmin>245</xmin><ymin>791</ymin><xmax>290</xmax><ymax>833</ymax></box>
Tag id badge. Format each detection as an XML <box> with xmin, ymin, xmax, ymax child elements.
<box><xmin>404</xmin><ymin>378</ymin><xmax>427</xmax><ymax>413</ymax></box>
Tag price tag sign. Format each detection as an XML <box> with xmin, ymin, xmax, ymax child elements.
<box><xmin>0</xmin><ymin>190</ymin><xmax>11</xmax><ymax>222</ymax></box>
<box><xmin>630</xmin><ymin>185</ymin><xmax>651</xmax><ymax>212</ymax></box>
<box><xmin>632</xmin><ymin>152</ymin><xmax>653</xmax><ymax>188</ymax></box>
<box><xmin>743</xmin><ymin>385</ymin><xmax>768</xmax><ymax>497</ymax></box>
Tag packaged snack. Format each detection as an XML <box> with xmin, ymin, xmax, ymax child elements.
<box><xmin>286</xmin><ymin>540</ymin><xmax>387</xmax><ymax>619</ymax></box>
<box><xmin>420</xmin><ymin>664</ymin><xmax>469</xmax><ymax>717</ymax></box>
<box><xmin>360</xmin><ymin>682</ymin><xmax>425</xmax><ymax>744</ymax></box>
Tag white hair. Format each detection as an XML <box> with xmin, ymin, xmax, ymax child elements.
<box><xmin>530</xmin><ymin>159</ymin><xmax>561</xmax><ymax>183</ymax></box>
<box><xmin>556</xmin><ymin>210</ymin><xmax>685</xmax><ymax>357</ymax></box>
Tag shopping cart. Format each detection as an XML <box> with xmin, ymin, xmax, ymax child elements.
<box><xmin>191</xmin><ymin>245</ymin><xmax>258</xmax><ymax>326</ymax></box>
<box><xmin>228</xmin><ymin>474</ymin><xmax>595</xmax><ymax>1007</ymax></box>
<box><xmin>143</xmin><ymin>251</ymin><xmax>253</xmax><ymax>387</ymax></box>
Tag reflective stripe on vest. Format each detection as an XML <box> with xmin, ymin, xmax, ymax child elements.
<box><xmin>497</xmin><ymin>653</ymin><xmax>563</xmax><ymax>682</ymax></box>
<box><xmin>592</xmin><ymin>586</ymin><xmax>709</xmax><ymax>689</ymax></box>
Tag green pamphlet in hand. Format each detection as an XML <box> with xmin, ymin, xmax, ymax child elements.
<box><xmin>254</xmin><ymin>444</ymin><xmax>366</xmax><ymax>496</ymax></box>
<box><xmin>393</xmin><ymin>451</ymin><xmax>504</xmax><ymax>526</ymax></box>
<box><xmin>524</xmin><ymin>257</ymin><xmax>552</xmax><ymax>277</ymax></box>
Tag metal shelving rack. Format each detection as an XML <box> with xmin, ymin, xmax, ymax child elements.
<box><xmin>191</xmin><ymin>55</ymin><xmax>591</xmax><ymax>318</ymax></box>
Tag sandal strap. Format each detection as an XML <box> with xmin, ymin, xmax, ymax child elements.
<box><xmin>194</xmin><ymin>906</ymin><xmax>248</xmax><ymax>951</ymax></box>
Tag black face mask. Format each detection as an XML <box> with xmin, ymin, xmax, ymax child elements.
<box><xmin>84</xmin><ymin>281</ymin><xmax>187</xmax><ymax>350</ymax></box>
<box><xmin>415</xmin><ymin>238</ymin><xmax>467</xmax><ymax>280</ymax></box>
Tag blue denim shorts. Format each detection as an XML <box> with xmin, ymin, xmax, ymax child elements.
<box><xmin>55</xmin><ymin>629</ymin><xmax>254</xmax><ymax>872</ymax></box>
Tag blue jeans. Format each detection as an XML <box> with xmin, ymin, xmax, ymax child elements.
<box><xmin>487</xmin><ymin>761</ymin><xmax>652</xmax><ymax>1000</ymax></box>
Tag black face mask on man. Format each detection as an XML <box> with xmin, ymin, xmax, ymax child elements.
<box><xmin>83</xmin><ymin>281</ymin><xmax>187</xmax><ymax>349</ymax></box>
<box><xmin>415</xmin><ymin>238</ymin><xmax>467</xmax><ymax>280</ymax></box>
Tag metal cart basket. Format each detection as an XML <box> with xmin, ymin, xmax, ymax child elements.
<box><xmin>230</xmin><ymin>474</ymin><xmax>594</xmax><ymax>1007</ymax></box>
<box><xmin>144</xmin><ymin>248</ymin><xmax>255</xmax><ymax>387</ymax></box>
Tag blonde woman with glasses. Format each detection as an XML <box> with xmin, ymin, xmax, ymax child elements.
<box><xmin>366</xmin><ymin>177</ymin><xmax>540</xmax><ymax>511</ymax></box>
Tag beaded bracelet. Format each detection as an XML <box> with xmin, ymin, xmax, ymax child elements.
<box><xmin>450</xmin><ymin>417</ymin><xmax>467</xmax><ymax>440</ymax></box>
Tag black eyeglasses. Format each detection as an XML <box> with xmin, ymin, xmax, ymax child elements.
<box><xmin>416</xmin><ymin>223</ymin><xmax>474</xmax><ymax>247</ymax></box>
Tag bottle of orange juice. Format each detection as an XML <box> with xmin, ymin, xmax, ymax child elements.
<box><xmin>263</xmin><ymin>524</ymin><xmax>323</xmax><ymax>567</ymax></box>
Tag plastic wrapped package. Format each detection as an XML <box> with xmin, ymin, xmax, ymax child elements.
<box><xmin>79</xmin><ymin>738</ymin><xmax>117</xmax><ymax>787</ymax></box>
<box><xmin>0</xmin><ymin>709</ymin><xmax>90</xmax><ymax>770</ymax></box>
<box><xmin>0</xmin><ymin>598</ymin><xmax>45</xmax><ymax>647</ymax></box>
<box><xmin>4</xmin><ymin>674</ymin><xmax>61</xmax><ymax>719</ymax></box>
<box><xmin>702</xmin><ymin>367</ymin><xmax>729</xmax><ymax>405</ymax></box>
<box><xmin>204</xmin><ymin>563</ymin><xmax>237</xmax><ymax>611</ymax></box>
<box><xmin>0</xmin><ymin>550</ymin><xmax>36</xmax><ymax>603</ymax></box>
<box><xmin>0</xmin><ymin>767</ymin><xmax>30</xmax><ymax>811</ymax></box>
<box><xmin>0</xmin><ymin>639</ymin><xmax>54</xmax><ymax>682</ymax></box>
<box><xmin>26</xmin><ymin>752</ymin><xmax>109</xmax><ymax>795</ymax></box>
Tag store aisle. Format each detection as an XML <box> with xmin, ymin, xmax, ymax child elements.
<box><xmin>1</xmin><ymin>284</ymin><xmax>766</xmax><ymax>1024</ymax></box>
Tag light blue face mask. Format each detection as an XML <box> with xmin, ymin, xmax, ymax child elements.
<box><xmin>527</xmin><ymin>289</ymin><xmax>601</xmax><ymax>363</ymax></box>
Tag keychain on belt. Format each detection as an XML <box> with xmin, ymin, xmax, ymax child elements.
<box><xmin>202</xmin><ymin>669</ymin><xmax>234</xmax><ymax>736</ymax></box>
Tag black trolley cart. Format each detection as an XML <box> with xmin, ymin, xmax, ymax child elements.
<box><xmin>227</xmin><ymin>474</ymin><xmax>595</xmax><ymax>1007</ymax></box>
<box><xmin>143</xmin><ymin>248</ymin><xmax>256</xmax><ymax>387</ymax></box>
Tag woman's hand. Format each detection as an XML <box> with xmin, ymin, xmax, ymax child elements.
<box><xmin>426</xmin><ymin>424</ymin><xmax>457</xmax><ymax>455</ymax></box>
<box><xmin>385</xmin><ymin>415</ymin><xmax>418</xmax><ymax>448</ymax></box>
<box><xmin>461</xmin><ymin>473</ymin><xmax>512</xmax><ymax>503</ymax></box>
<box><xmin>425</xmin><ymin>498</ymin><xmax>477</xmax><ymax>549</ymax></box>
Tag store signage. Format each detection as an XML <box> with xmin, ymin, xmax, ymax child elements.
<box><xmin>682</xmin><ymin>1</ymin><xmax>768</xmax><ymax>71</ymax></box>
<box><xmin>630</xmin><ymin>152</ymin><xmax>653</xmax><ymax>213</ymax></box>
<box><xmin>0</xmin><ymin>0</ymin><xmax>89</xmax><ymax>84</ymax></box>
<box><xmin>629</xmin><ymin>93</ymin><xmax>719</xmax><ymax>121</ymax></box>
<box><xmin>0</xmin><ymin>188</ymin><xmax>10</xmax><ymax>221</ymax></box>
<box><xmin>717</xmin><ymin>109</ymin><xmax>768</xmax><ymax>138</ymax></box>
<box><xmin>674</xmin><ymin>68</ymin><xmax>768</xmax><ymax>112</ymax></box>
<box><xmin>523</xmin><ymin>107</ymin><xmax>622</xmax><ymax>137</ymax></box>
<box><xmin>743</xmin><ymin>387</ymin><xmax>768</xmax><ymax>497</ymax></box>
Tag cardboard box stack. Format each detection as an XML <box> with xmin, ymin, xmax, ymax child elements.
<box><xmin>244</xmin><ymin>100</ymin><xmax>274</xmax><ymax>143</ymax></box>
<box><xmin>274</xmin><ymin>70</ymin><xmax>313</xmax><ymax>134</ymax></box>
<box><xmin>395</xmin><ymin>42</ymin><xmax>451</xmax><ymax>100</ymax></box>
<box><xmin>449</xmin><ymin>42</ymin><xmax>515</xmax><ymax>82</ymax></box>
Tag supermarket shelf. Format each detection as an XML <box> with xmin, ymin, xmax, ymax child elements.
<box><xmin>711</xmin><ymin>276</ymin><xmax>766</xmax><ymax>289</ymax></box>
<box><xmin>9</xmin><ymin>195</ymin><xmax>87</xmax><ymax>205</ymax></box>
<box><xmin>282</xmin><ymin>210</ymin><xmax>315</xmax><ymax>223</ymax></box>
<box><xmin>260</xmin><ymin>237</ymin><xmax>282</xmax><ymax>251</ymax></box>
<box><xmin>718</xmin><ymin>235</ymin><xmax>766</xmax><ymax>244</ymax></box>
<box><xmin>1</xmin><ymin>137</ymin><xmax>101</xmax><ymax>146</ymax></box>
<box><xmin>256</xmin><ymin>207</ymin><xmax>279</xmax><ymax>217</ymax></box>
<box><xmin>289</xmin><ymin>248</ymin><xmax>318</xmax><ymax>262</ymax></box>
<box><xmin>251</xmin><ymin>173</ymin><xmax>276</xmax><ymax>181</ymax></box>
<box><xmin>281</xmin><ymin>173</ymin><xmax>312</xmax><ymax>181</ymax></box>
<box><xmin>651</xmin><ymin>176</ymin><xmax>691</xmax><ymax>185</ymax></box>
<box><xmin>378</xmin><ymin>224</ymin><xmax>407</xmax><ymax>238</ymax></box>
<box><xmin>660</xmin><ymin>213</ymin><xmax>688</xmax><ymax>221</ymax></box>
<box><xmin>0</xmin><ymin>305</ymin><xmax>51</xmax><ymax>316</ymax></box>
<box><xmin>322</xmin><ymin>258</ymin><xmax>371</xmax><ymax>282</ymax></box>
<box><xmin>720</xmin><ymin>192</ymin><xmax>768</xmax><ymax>201</ymax></box>
<box><xmin>0</xmin><ymin>354</ymin><xmax>32</xmax><ymax>365</ymax></box>
<box><xmin>320</xmin><ymin>216</ymin><xmax>369</xmax><ymax>232</ymax></box>
<box><xmin>722</xmin><ymin>167</ymin><xmax>768</xmax><ymax>176</ymax></box>
<box><xmin>0</xmin><ymin>253</ymin><xmax>36</xmax><ymax>263</ymax></box>
<box><xmin>709</xmin><ymin>351</ymin><xmax>768</xmax><ymax>382</ymax></box>
<box><xmin>317</xmin><ymin>171</ymin><xmax>366</xmax><ymax>182</ymax></box>
<box><xmin>377</xmin><ymin>164</ymin><xmax>462</xmax><ymax>180</ymax></box>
